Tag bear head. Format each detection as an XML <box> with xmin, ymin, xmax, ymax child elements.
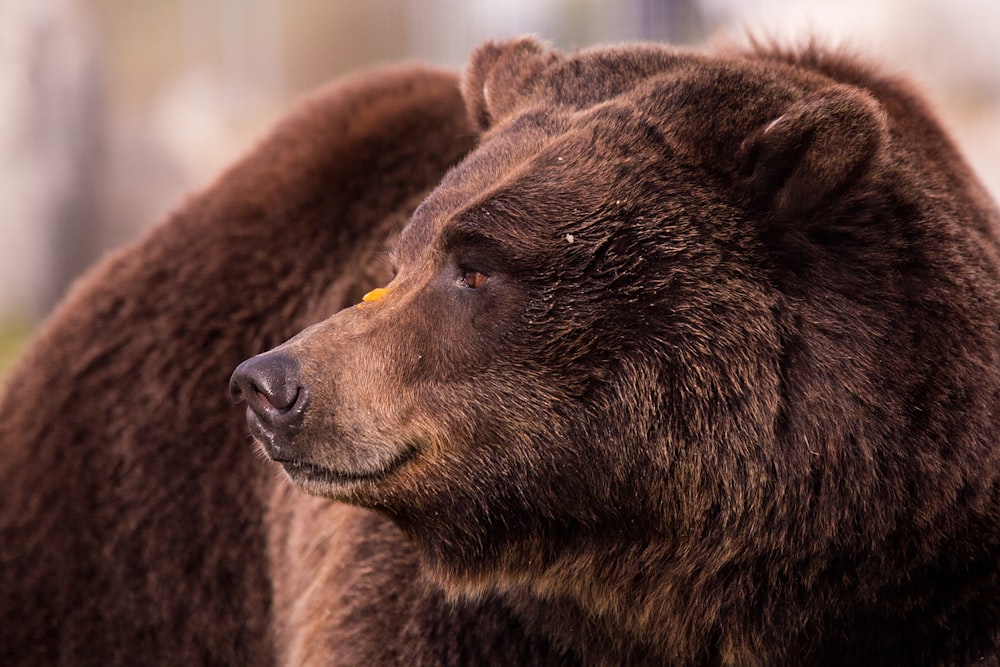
<box><xmin>232</xmin><ymin>38</ymin><xmax>1000</xmax><ymax>662</ymax></box>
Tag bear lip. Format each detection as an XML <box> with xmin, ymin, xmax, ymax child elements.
<box><xmin>273</xmin><ymin>445</ymin><xmax>419</xmax><ymax>489</ymax></box>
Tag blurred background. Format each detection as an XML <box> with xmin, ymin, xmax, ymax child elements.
<box><xmin>1</xmin><ymin>0</ymin><xmax>998</xmax><ymax>375</ymax></box>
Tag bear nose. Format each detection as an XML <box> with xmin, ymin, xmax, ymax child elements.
<box><xmin>229</xmin><ymin>352</ymin><xmax>309</xmax><ymax>444</ymax></box>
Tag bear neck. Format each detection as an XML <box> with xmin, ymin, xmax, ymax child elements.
<box><xmin>503</xmin><ymin>526</ymin><xmax>1000</xmax><ymax>665</ymax></box>
<box><xmin>404</xmin><ymin>501</ymin><xmax>1000</xmax><ymax>665</ymax></box>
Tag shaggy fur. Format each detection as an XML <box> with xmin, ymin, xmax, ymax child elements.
<box><xmin>7</xmin><ymin>37</ymin><xmax>1000</xmax><ymax>666</ymax></box>
<box><xmin>0</xmin><ymin>66</ymin><xmax>483</xmax><ymax>665</ymax></box>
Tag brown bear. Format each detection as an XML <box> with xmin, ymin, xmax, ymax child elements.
<box><xmin>5</xmin><ymin>36</ymin><xmax>1000</xmax><ymax>666</ymax></box>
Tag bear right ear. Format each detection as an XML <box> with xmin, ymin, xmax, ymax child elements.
<box><xmin>739</xmin><ymin>85</ymin><xmax>889</xmax><ymax>219</ymax></box>
<box><xmin>462</xmin><ymin>36</ymin><xmax>557</xmax><ymax>133</ymax></box>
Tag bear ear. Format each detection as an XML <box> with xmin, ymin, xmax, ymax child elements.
<box><xmin>739</xmin><ymin>85</ymin><xmax>889</xmax><ymax>218</ymax></box>
<box><xmin>462</xmin><ymin>36</ymin><xmax>555</xmax><ymax>133</ymax></box>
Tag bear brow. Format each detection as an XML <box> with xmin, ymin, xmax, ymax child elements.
<box><xmin>394</xmin><ymin>213</ymin><xmax>440</xmax><ymax>267</ymax></box>
<box><xmin>441</xmin><ymin>220</ymin><xmax>500</xmax><ymax>255</ymax></box>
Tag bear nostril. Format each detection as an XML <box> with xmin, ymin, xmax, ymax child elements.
<box><xmin>250</xmin><ymin>383</ymin><xmax>300</xmax><ymax>414</ymax></box>
<box><xmin>229</xmin><ymin>352</ymin><xmax>308</xmax><ymax>425</ymax></box>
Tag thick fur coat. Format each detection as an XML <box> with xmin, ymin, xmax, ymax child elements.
<box><xmin>5</xmin><ymin>38</ymin><xmax>1000</xmax><ymax>666</ymax></box>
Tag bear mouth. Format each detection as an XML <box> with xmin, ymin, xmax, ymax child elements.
<box><xmin>273</xmin><ymin>446</ymin><xmax>419</xmax><ymax>492</ymax></box>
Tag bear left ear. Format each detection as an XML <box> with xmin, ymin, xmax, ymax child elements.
<box><xmin>739</xmin><ymin>85</ymin><xmax>889</xmax><ymax>218</ymax></box>
<box><xmin>462</xmin><ymin>36</ymin><xmax>558</xmax><ymax>133</ymax></box>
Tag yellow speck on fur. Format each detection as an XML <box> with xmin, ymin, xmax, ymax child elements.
<box><xmin>359</xmin><ymin>287</ymin><xmax>392</xmax><ymax>307</ymax></box>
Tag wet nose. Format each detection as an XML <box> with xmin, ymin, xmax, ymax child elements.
<box><xmin>229</xmin><ymin>352</ymin><xmax>309</xmax><ymax>445</ymax></box>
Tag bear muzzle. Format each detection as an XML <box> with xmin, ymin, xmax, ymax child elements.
<box><xmin>229</xmin><ymin>351</ymin><xmax>310</xmax><ymax>460</ymax></box>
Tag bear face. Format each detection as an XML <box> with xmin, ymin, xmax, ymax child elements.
<box><xmin>232</xmin><ymin>39</ymin><xmax>886</xmax><ymax>578</ymax></box>
<box><xmin>232</xmin><ymin>38</ymin><xmax>1000</xmax><ymax>663</ymax></box>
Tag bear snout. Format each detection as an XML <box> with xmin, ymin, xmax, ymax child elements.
<box><xmin>230</xmin><ymin>352</ymin><xmax>309</xmax><ymax>459</ymax></box>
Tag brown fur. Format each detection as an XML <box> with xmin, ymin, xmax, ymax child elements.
<box><xmin>0</xmin><ymin>65</ymin><xmax>487</xmax><ymax>665</ymax></box>
<box><xmin>6</xmin><ymin>37</ymin><xmax>1000</xmax><ymax>666</ymax></box>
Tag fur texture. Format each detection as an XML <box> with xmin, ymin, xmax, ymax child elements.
<box><xmin>6</xmin><ymin>38</ymin><xmax>1000</xmax><ymax>666</ymax></box>
<box><xmin>0</xmin><ymin>65</ymin><xmax>482</xmax><ymax>665</ymax></box>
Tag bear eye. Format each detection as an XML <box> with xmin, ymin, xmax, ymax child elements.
<box><xmin>460</xmin><ymin>269</ymin><xmax>488</xmax><ymax>289</ymax></box>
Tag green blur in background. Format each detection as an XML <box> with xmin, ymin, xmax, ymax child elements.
<box><xmin>0</xmin><ymin>317</ymin><xmax>31</xmax><ymax>382</ymax></box>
